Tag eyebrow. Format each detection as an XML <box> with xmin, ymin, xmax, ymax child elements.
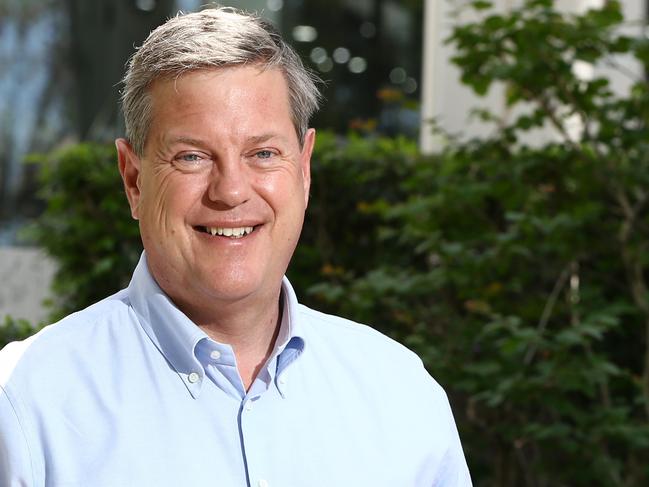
<box><xmin>245</xmin><ymin>133</ymin><xmax>287</xmax><ymax>145</ymax></box>
<box><xmin>166</xmin><ymin>133</ymin><xmax>287</xmax><ymax>147</ymax></box>
<box><xmin>166</xmin><ymin>136</ymin><xmax>208</xmax><ymax>147</ymax></box>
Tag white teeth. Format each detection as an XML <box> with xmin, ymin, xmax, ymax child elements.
<box><xmin>204</xmin><ymin>226</ymin><xmax>254</xmax><ymax>238</ymax></box>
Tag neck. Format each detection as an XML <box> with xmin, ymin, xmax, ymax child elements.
<box><xmin>183</xmin><ymin>289</ymin><xmax>283</xmax><ymax>391</ymax></box>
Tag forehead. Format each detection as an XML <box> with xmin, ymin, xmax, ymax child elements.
<box><xmin>145</xmin><ymin>66</ymin><xmax>295</xmax><ymax>141</ymax></box>
<box><xmin>150</xmin><ymin>66</ymin><xmax>290</xmax><ymax>110</ymax></box>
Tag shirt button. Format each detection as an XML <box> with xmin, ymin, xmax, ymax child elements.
<box><xmin>245</xmin><ymin>402</ymin><xmax>253</xmax><ymax>411</ymax></box>
<box><xmin>188</xmin><ymin>372</ymin><xmax>200</xmax><ymax>383</ymax></box>
<box><xmin>210</xmin><ymin>350</ymin><xmax>221</xmax><ymax>360</ymax></box>
<box><xmin>258</xmin><ymin>480</ymin><xmax>269</xmax><ymax>487</ymax></box>
<box><xmin>278</xmin><ymin>376</ymin><xmax>286</xmax><ymax>385</ymax></box>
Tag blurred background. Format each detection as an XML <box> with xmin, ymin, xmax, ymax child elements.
<box><xmin>2</xmin><ymin>0</ymin><xmax>649</xmax><ymax>485</ymax></box>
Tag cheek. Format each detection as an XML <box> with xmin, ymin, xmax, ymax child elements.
<box><xmin>140</xmin><ymin>171</ymin><xmax>203</xmax><ymax>227</ymax></box>
<box><xmin>256</xmin><ymin>168</ymin><xmax>307</xmax><ymax>211</ymax></box>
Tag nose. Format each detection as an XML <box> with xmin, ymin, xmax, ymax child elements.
<box><xmin>207</xmin><ymin>156</ymin><xmax>250</xmax><ymax>208</ymax></box>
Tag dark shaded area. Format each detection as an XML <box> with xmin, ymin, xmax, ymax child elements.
<box><xmin>279</xmin><ymin>0</ymin><xmax>422</xmax><ymax>134</ymax></box>
<box><xmin>67</xmin><ymin>0</ymin><xmax>174</xmax><ymax>140</ymax></box>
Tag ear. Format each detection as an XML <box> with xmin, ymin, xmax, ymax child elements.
<box><xmin>300</xmin><ymin>128</ymin><xmax>316</xmax><ymax>208</ymax></box>
<box><xmin>116</xmin><ymin>138</ymin><xmax>142</xmax><ymax>220</ymax></box>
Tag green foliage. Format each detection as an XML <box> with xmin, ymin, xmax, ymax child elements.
<box><xmin>24</xmin><ymin>143</ymin><xmax>142</xmax><ymax>320</ymax></box>
<box><xmin>289</xmin><ymin>131</ymin><xmax>419</xmax><ymax>297</ymax></box>
<box><xmin>0</xmin><ymin>315</ymin><xmax>38</xmax><ymax>349</ymax></box>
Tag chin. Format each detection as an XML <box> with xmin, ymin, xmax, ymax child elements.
<box><xmin>196</xmin><ymin>269</ymin><xmax>269</xmax><ymax>302</ymax></box>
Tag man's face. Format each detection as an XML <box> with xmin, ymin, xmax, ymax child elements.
<box><xmin>117</xmin><ymin>66</ymin><xmax>315</xmax><ymax>322</ymax></box>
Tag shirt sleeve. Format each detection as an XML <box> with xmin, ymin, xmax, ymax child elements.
<box><xmin>409</xmin><ymin>357</ymin><xmax>472</xmax><ymax>487</ymax></box>
<box><xmin>431</xmin><ymin>384</ymin><xmax>473</xmax><ymax>487</ymax></box>
<box><xmin>0</xmin><ymin>387</ymin><xmax>35</xmax><ymax>487</ymax></box>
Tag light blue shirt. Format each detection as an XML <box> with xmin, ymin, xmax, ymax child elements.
<box><xmin>0</xmin><ymin>254</ymin><xmax>471</xmax><ymax>486</ymax></box>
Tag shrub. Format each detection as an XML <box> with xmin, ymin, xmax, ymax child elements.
<box><xmin>25</xmin><ymin>143</ymin><xmax>142</xmax><ymax>321</ymax></box>
<box><xmin>0</xmin><ymin>316</ymin><xmax>37</xmax><ymax>348</ymax></box>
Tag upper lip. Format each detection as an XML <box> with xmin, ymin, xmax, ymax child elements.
<box><xmin>195</xmin><ymin>220</ymin><xmax>262</xmax><ymax>229</ymax></box>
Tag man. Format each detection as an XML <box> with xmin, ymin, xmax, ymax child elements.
<box><xmin>0</xmin><ymin>7</ymin><xmax>471</xmax><ymax>486</ymax></box>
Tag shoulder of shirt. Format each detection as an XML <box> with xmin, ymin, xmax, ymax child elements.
<box><xmin>294</xmin><ymin>303</ymin><xmax>451</xmax><ymax>414</ymax></box>
<box><xmin>0</xmin><ymin>288</ymin><xmax>132</xmax><ymax>390</ymax></box>
<box><xmin>297</xmin><ymin>304</ymin><xmax>436</xmax><ymax>375</ymax></box>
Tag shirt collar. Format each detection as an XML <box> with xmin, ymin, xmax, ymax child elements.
<box><xmin>127</xmin><ymin>252</ymin><xmax>305</xmax><ymax>399</ymax></box>
<box><xmin>127</xmin><ymin>253</ymin><xmax>208</xmax><ymax>399</ymax></box>
<box><xmin>274</xmin><ymin>279</ymin><xmax>305</xmax><ymax>396</ymax></box>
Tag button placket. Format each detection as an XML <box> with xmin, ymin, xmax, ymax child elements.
<box><xmin>238</xmin><ymin>368</ymin><xmax>284</xmax><ymax>487</ymax></box>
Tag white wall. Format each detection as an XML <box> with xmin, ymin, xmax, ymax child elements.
<box><xmin>0</xmin><ymin>247</ymin><xmax>56</xmax><ymax>324</ymax></box>
<box><xmin>420</xmin><ymin>0</ymin><xmax>646</xmax><ymax>153</ymax></box>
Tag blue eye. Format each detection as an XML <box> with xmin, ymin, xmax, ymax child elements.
<box><xmin>180</xmin><ymin>154</ymin><xmax>201</xmax><ymax>162</ymax></box>
<box><xmin>256</xmin><ymin>150</ymin><xmax>273</xmax><ymax>159</ymax></box>
<box><xmin>172</xmin><ymin>152</ymin><xmax>211</xmax><ymax>172</ymax></box>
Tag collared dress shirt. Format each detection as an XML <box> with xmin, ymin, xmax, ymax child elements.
<box><xmin>0</xmin><ymin>253</ymin><xmax>472</xmax><ymax>487</ymax></box>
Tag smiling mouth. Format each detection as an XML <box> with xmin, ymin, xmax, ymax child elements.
<box><xmin>195</xmin><ymin>225</ymin><xmax>257</xmax><ymax>239</ymax></box>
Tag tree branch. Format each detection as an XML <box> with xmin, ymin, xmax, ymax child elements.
<box><xmin>524</xmin><ymin>266</ymin><xmax>571</xmax><ymax>366</ymax></box>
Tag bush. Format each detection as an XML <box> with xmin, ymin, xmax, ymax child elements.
<box><xmin>0</xmin><ymin>316</ymin><xmax>38</xmax><ymax>348</ymax></box>
<box><xmin>25</xmin><ymin>143</ymin><xmax>142</xmax><ymax>321</ymax></box>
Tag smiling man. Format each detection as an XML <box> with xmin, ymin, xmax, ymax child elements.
<box><xmin>0</xmin><ymin>7</ymin><xmax>471</xmax><ymax>487</ymax></box>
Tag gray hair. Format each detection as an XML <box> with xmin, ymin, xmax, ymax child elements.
<box><xmin>121</xmin><ymin>6</ymin><xmax>321</xmax><ymax>156</ymax></box>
